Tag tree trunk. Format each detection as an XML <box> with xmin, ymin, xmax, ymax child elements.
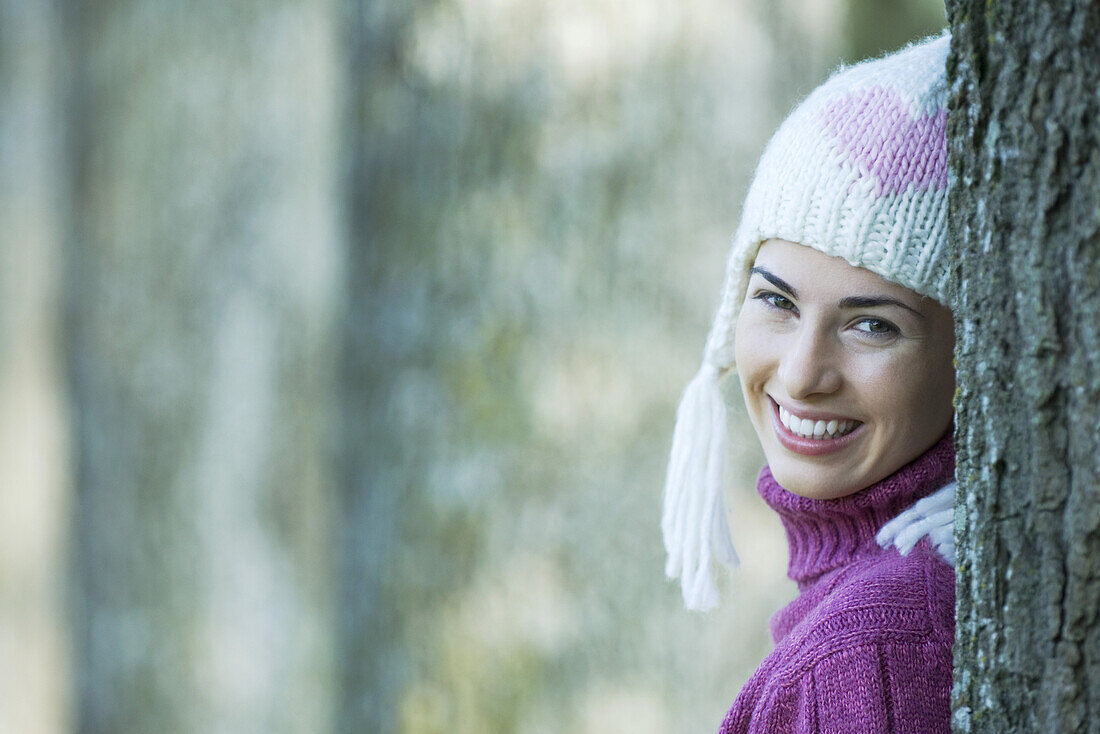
<box><xmin>947</xmin><ymin>2</ymin><xmax>1100</xmax><ymax>731</ymax></box>
<box><xmin>64</xmin><ymin>2</ymin><xmax>342</xmax><ymax>731</ymax></box>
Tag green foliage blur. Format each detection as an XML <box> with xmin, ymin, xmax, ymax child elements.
<box><xmin>2</xmin><ymin>0</ymin><xmax>945</xmax><ymax>732</ymax></box>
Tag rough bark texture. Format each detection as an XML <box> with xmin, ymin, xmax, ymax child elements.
<box><xmin>947</xmin><ymin>2</ymin><xmax>1100</xmax><ymax>731</ymax></box>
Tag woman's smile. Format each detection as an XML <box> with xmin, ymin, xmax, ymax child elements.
<box><xmin>734</xmin><ymin>239</ymin><xmax>956</xmax><ymax>499</ymax></box>
<box><xmin>769</xmin><ymin>397</ymin><xmax>864</xmax><ymax>455</ymax></box>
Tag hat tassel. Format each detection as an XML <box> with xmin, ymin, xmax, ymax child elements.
<box><xmin>662</xmin><ymin>364</ymin><xmax>739</xmax><ymax>611</ymax></box>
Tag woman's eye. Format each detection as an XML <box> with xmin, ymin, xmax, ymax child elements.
<box><xmin>854</xmin><ymin>318</ymin><xmax>897</xmax><ymax>336</ymax></box>
<box><xmin>754</xmin><ymin>292</ymin><xmax>796</xmax><ymax>312</ymax></box>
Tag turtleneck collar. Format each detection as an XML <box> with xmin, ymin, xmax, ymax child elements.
<box><xmin>757</xmin><ymin>433</ymin><xmax>955</xmax><ymax>587</ymax></box>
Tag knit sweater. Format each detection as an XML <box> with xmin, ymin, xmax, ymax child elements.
<box><xmin>718</xmin><ymin>435</ymin><xmax>955</xmax><ymax>734</ymax></box>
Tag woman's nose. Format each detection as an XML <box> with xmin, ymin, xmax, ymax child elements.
<box><xmin>776</xmin><ymin>326</ymin><xmax>842</xmax><ymax>399</ymax></box>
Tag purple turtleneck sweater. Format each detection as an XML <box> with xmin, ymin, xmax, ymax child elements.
<box><xmin>718</xmin><ymin>435</ymin><xmax>955</xmax><ymax>734</ymax></box>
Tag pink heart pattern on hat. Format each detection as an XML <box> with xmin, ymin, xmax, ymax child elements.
<box><xmin>819</xmin><ymin>86</ymin><xmax>947</xmax><ymax>197</ymax></box>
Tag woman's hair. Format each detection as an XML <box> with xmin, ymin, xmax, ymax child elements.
<box><xmin>664</xmin><ymin>32</ymin><xmax>953</xmax><ymax>611</ymax></box>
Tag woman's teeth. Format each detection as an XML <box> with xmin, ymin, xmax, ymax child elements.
<box><xmin>778</xmin><ymin>405</ymin><xmax>858</xmax><ymax>440</ymax></box>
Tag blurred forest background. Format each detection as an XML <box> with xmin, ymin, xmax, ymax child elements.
<box><xmin>3</xmin><ymin>0</ymin><xmax>944</xmax><ymax>732</ymax></box>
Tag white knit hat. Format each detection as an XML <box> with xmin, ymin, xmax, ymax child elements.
<box><xmin>663</xmin><ymin>32</ymin><xmax>952</xmax><ymax>611</ymax></box>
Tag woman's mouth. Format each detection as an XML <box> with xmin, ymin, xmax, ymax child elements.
<box><xmin>777</xmin><ymin>404</ymin><xmax>859</xmax><ymax>439</ymax></box>
<box><xmin>770</xmin><ymin>399</ymin><xmax>864</xmax><ymax>456</ymax></box>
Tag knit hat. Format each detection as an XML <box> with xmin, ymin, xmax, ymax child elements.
<box><xmin>663</xmin><ymin>32</ymin><xmax>952</xmax><ymax>611</ymax></box>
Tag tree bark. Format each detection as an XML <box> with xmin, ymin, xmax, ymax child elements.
<box><xmin>947</xmin><ymin>2</ymin><xmax>1100</xmax><ymax>731</ymax></box>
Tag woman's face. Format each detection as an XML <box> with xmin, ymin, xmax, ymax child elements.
<box><xmin>734</xmin><ymin>239</ymin><xmax>955</xmax><ymax>500</ymax></box>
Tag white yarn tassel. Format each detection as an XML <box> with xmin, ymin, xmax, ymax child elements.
<box><xmin>662</xmin><ymin>364</ymin><xmax>739</xmax><ymax>611</ymax></box>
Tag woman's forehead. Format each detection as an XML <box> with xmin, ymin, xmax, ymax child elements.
<box><xmin>751</xmin><ymin>238</ymin><xmax>918</xmax><ymax>301</ymax></box>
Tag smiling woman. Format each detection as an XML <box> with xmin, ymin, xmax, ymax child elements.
<box><xmin>736</xmin><ymin>239</ymin><xmax>955</xmax><ymax>500</ymax></box>
<box><xmin>662</xmin><ymin>33</ymin><xmax>957</xmax><ymax>734</ymax></box>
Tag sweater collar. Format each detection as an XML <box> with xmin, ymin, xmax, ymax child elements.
<box><xmin>757</xmin><ymin>433</ymin><xmax>955</xmax><ymax>587</ymax></box>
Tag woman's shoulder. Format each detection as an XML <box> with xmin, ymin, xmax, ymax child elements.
<box><xmin>828</xmin><ymin>542</ymin><xmax>954</xmax><ymax>632</ymax></box>
<box><xmin>721</xmin><ymin>549</ymin><xmax>954</xmax><ymax>733</ymax></box>
<box><xmin>783</xmin><ymin>545</ymin><xmax>955</xmax><ymax>671</ymax></box>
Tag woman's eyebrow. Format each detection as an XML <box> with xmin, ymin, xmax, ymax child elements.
<box><xmin>838</xmin><ymin>295</ymin><xmax>925</xmax><ymax>319</ymax></box>
<box><xmin>749</xmin><ymin>267</ymin><xmax>798</xmax><ymax>298</ymax></box>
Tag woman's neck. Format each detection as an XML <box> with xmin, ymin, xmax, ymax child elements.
<box><xmin>757</xmin><ymin>433</ymin><xmax>955</xmax><ymax>586</ymax></box>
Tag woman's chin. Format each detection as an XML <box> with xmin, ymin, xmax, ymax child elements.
<box><xmin>761</xmin><ymin>447</ymin><xmax>872</xmax><ymax>499</ymax></box>
<box><xmin>768</xmin><ymin>466</ymin><xmax>862</xmax><ymax>500</ymax></box>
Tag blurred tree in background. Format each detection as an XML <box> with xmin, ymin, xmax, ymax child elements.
<box><xmin>62</xmin><ymin>1</ymin><xmax>341</xmax><ymax>732</ymax></box>
<box><xmin>1</xmin><ymin>0</ymin><xmax>943</xmax><ymax>732</ymax></box>
<box><xmin>1</xmin><ymin>1</ymin><xmax>72</xmax><ymax>732</ymax></box>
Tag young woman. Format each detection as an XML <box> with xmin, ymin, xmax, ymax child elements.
<box><xmin>662</xmin><ymin>34</ymin><xmax>957</xmax><ymax>733</ymax></box>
